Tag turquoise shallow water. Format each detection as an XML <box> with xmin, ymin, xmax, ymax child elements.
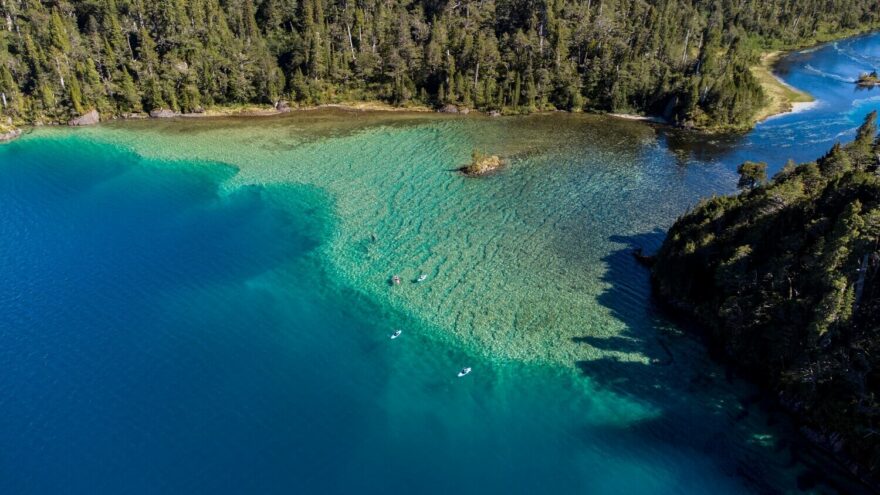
<box><xmin>3</xmin><ymin>34</ymin><xmax>880</xmax><ymax>494</ymax></box>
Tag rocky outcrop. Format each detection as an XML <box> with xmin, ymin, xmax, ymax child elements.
<box><xmin>438</xmin><ymin>104</ymin><xmax>474</xmax><ymax>115</ymax></box>
<box><xmin>149</xmin><ymin>108</ymin><xmax>180</xmax><ymax>118</ymax></box>
<box><xmin>68</xmin><ymin>109</ymin><xmax>100</xmax><ymax>126</ymax></box>
<box><xmin>460</xmin><ymin>153</ymin><xmax>503</xmax><ymax>177</ymax></box>
<box><xmin>0</xmin><ymin>117</ymin><xmax>20</xmax><ymax>142</ymax></box>
<box><xmin>275</xmin><ymin>100</ymin><xmax>291</xmax><ymax>113</ymax></box>
<box><xmin>0</xmin><ymin>126</ymin><xmax>20</xmax><ymax>143</ymax></box>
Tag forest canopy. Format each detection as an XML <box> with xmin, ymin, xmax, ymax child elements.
<box><xmin>0</xmin><ymin>0</ymin><xmax>879</xmax><ymax>128</ymax></box>
<box><xmin>652</xmin><ymin>111</ymin><xmax>880</xmax><ymax>477</ymax></box>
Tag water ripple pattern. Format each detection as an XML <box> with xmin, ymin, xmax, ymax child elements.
<box><xmin>4</xmin><ymin>32</ymin><xmax>880</xmax><ymax>494</ymax></box>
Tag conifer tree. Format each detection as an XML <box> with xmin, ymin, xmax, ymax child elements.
<box><xmin>0</xmin><ymin>0</ymin><xmax>876</xmax><ymax>125</ymax></box>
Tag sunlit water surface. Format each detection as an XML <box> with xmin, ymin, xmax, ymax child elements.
<box><xmin>2</xmin><ymin>33</ymin><xmax>880</xmax><ymax>495</ymax></box>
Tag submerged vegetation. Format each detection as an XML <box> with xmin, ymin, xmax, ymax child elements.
<box><xmin>653</xmin><ymin>111</ymin><xmax>880</xmax><ymax>478</ymax></box>
<box><xmin>0</xmin><ymin>1</ymin><xmax>878</xmax><ymax>129</ymax></box>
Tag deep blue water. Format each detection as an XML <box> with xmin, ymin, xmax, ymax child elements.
<box><xmin>0</xmin><ymin>140</ymin><xmax>335</xmax><ymax>493</ymax></box>
<box><xmin>2</xmin><ymin>33</ymin><xmax>879</xmax><ymax>495</ymax></box>
<box><xmin>2</xmin><ymin>138</ymin><xmax>755</xmax><ymax>494</ymax></box>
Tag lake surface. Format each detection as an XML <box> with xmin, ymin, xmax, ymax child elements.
<box><xmin>2</xmin><ymin>33</ymin><xmax>879</xmax><ymax>495</ymax></box>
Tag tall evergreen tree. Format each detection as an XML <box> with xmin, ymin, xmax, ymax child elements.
<box><xmin>0</xmin><ymin>0</ymin><xmax>877</xmax><ymax>126</ymax></box>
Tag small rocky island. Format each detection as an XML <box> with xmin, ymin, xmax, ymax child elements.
<box><xmin>459</xmin><ymin>150</ymin><xmax>504</xmax><ymax>177</ymax></box>
<box><xmin>856</xmin><ymin>70</ymin><xmax>880</xmax><ymax>87</ymax></box>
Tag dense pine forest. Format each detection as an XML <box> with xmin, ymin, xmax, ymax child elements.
<box><xmin>0</xmin><ymin>0</ymin><xmax>879</xmax><ymax>129</ymax></box>
<box><xmin>653</xmin><ymin>112</ymin><xmax>880</xmax><ymax>479</ymax></box>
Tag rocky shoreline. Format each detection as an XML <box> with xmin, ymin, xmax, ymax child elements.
<box><xmin>0</xmin><ymin>126</ymin><xmax>21</xmax><ymax>143</ymax></box>
<box><xmin>0</xmin><ymin>88</ymin><xmax>818</xmax><ymax>142</ymax></box>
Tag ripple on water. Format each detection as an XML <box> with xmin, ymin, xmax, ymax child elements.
<box><xmin>11</xmin><ymin>32</ymin><xmax>880</xmax><ymax>492</ymax></box>
<box><xmin>8</xmin><ymin>105</ymin><xmax>867</xmax><ymax>493</ymax></box>
<box><xmin>45</xmin><ymin>113</ymin><xmax>730</xmax><ymax>367</ymax></box>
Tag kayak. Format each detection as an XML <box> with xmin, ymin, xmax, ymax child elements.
<box><xmin>457</xmin><ymin>367</ymin><xmax>472</xmax><ymax>377</ymax></box>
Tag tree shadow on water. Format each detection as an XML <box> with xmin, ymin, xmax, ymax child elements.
<box><xmin>569</xmin><ymin>230</ymin><xmax>857</xmax><ymax>494</ymax></box>
<box><xmin>574</xmin><ymin>230</ymin><xmax>724</xmax><ymax>441</ymax></box>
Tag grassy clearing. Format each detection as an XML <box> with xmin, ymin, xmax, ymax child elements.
<box><xmin>750</xmin><ymin>51</ymin><xmax>815</xmax><ymax>124</ymax></box>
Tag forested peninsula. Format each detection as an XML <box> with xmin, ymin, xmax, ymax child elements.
<box><xmin>652</xmin><ymin>112</ymin><xmax>880</xmax><ymax>480</ymax></box>
<box><xmin>0</xmin><ymin>0</ymin><xmax>879</xmax><ymax>130</ymax></box>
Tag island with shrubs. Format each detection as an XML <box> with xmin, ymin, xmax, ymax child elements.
<box><xmin>459</xmin><ymin>150</ymin><xmax>504</xmax><ymax>177</ymax></box>
<box><xmin>857</xmin><ymin>71</ymin><xmax>880</xmax><ymax>87</ymax></box>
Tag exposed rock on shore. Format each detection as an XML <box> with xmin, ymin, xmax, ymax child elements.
<box><xmin>0</xmin><ymin>126</ymin><xmax>20</xmax><ymax>143</ymax></box>
<box><xmin>0</xmin><ymin>118</ymin><xmax>20</xmax><ymax>143</ymax></box>
<box><xmin>149</xmin><ymin>108</ymin><xmax>180</xmax><ymax>118</ymax></box>
<box><xmin>68</xmin><ymin>109</ymin><xmax>100</xmax><ymax>126</ymax></box>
